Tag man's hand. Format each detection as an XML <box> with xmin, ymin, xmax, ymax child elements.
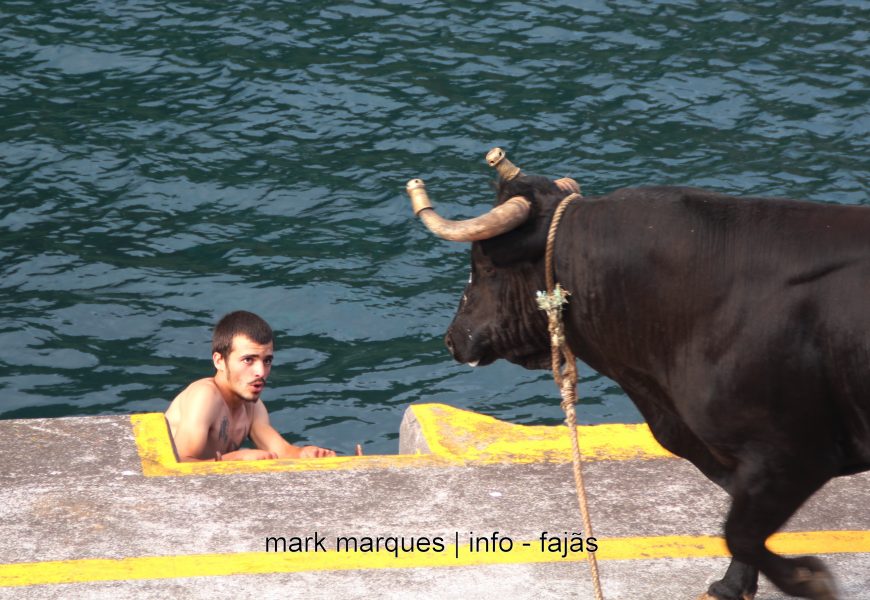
<box><xmin>299</xmin><ymin>445</ymin><xmax>336</xmax><ymax>458</ymax></box>
<box><xmin>248</xmin><ymin>403</ymin><xmax>337</xmax><ymax>459</ymax></box>
<box><xmin>221</xmin><ymin>448</ymin><xmax>278</xmax><ymax>461</ymax></box>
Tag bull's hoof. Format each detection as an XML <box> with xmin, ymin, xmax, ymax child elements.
<box><xmin>701</xmin><ymin>580</ymin><xmax>757</xmax><ymax>600</ymax></box>
<box><xmin>785</xmin><ymin>557</ymin><xmax>838</xmax><ymax>600</ymax></box>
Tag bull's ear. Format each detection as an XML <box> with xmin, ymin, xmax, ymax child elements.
<box><xmin>555</xmin><ymin>178</ymin><xmax>581</xmax><ymax>195</ymax></box>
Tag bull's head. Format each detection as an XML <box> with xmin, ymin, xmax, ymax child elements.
<box><xmin>407</xmin><ymin>149</ymin><xmax>580</xmax><ymax>370</ymax></box>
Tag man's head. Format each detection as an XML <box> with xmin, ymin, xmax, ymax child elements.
<box><xmin>212</xmin><ymin>311</ymin><xmax>274</xmax><ymax>404</ymax></box>
<box><xmin>212</xmin><ymin>311</ymin><xmax>273</xmax><ymax>358</ymax></box>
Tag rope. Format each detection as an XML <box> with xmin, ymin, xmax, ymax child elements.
<box><xmin>536</xmin><ymin>191</ymin><xmax>604</xmax><ymax>600</ymax></box>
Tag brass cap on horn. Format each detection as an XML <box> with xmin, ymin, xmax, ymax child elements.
<box><xmin>406</xmin><ymin>178</ymin><xmax>432</xmax><ymax>216</ymax></box>
<box><xmin>485</xmin><ymin>147</ymin><xmax>521</xmax><ymax>181</ymax></box>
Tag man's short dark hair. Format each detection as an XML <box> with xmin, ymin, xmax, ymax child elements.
<box><xmin>212</xmin><ymin>311</ymin><xmax>273</xmax><ymax>357</ymax></box>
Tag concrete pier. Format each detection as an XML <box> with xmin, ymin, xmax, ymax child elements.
<box><xmin>0</xmin><ymin>403</ymin><xmax>868</xmax><ymax>599</ymax></box>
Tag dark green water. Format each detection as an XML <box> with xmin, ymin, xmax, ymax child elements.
<box><xmin>1</xmin><ymin>1</ymin><xmax>867</xmax><ymax>454</ymax></box>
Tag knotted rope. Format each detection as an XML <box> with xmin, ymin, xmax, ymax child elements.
<box><xmin>536</xmin><ymin>191</ymin><xmax>604</xmax><ymax>600</ymax></box>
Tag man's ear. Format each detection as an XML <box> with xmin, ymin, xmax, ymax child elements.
<box><xmin>213</xmin><ymin>352</ymin><xmax>225</xmax><ymax>373</ymax></box>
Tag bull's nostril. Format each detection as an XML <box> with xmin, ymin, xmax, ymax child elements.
<box><xmin>444</xmin><ymin>333</ymin><xmax>455</xmax><ymax>354</ymax></box>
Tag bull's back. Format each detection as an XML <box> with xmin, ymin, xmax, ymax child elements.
<box><xmin>565</xmin><ymin>187</ymin><xmax>870</xmax><ymax>469</ymax></box>
<box><xmin>581</xmin><ymin>187</ymin><xmax>870</xmax><ymax>305</ymax></box>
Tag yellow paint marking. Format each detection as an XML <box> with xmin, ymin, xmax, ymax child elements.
<box><xmin>131</xmin><ymin>404</ymin><xmax>673</xmax><ymax>476</ymax></box>
<box><xmin>2</xmin><ymin>531</ymin><xmax>867</xmax><ymax>588</ymax></box>
<box><xmin>411</xmin><ymin>404</ymin><xmax>673</xmax><ymax>463</ymax></box>
<box><xmin>130</xmin><ymin>413</ymin><xmax>455</xmax><ymax>477</ymax></box>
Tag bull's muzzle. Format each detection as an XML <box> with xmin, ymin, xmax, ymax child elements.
<box><xmin>405</xmin><ymin>147</ymin><xmax>531</xmax><ymax>243</ymax></box>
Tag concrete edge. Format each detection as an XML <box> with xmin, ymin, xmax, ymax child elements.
<box><xmin>130</xmin><ymin>404</ymin><xmax>673</xmax><ymax>477</ymax></box>
<box><xmin>401</xmin><ymin>404</ymin><xmax>675</xmax><ymax>463</ymax></box>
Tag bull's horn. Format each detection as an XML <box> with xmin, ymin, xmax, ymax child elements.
<box><xmin>486</xmin><ymin>147</ymin><xmax>522</xmax><ymax>181</ymax></box>
<box><xmin>406</xmin><ymin>179</ymin><xmax>531</xmax><ymax>242</ymax></box>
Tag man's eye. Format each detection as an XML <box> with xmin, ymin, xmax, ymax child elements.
<box><xmin>264</xmin><ymin>358</ymin><xmax>273</xmax><ymax>365</ymax></box>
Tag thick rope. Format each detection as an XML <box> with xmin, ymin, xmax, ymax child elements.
<box><xmin>536</xmin><ymin>191</ymin><xmax>604</xmax><ymax>600</ymax></box>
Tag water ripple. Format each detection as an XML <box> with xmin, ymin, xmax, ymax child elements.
<box><xmin>1</xmin><ymin>0</ymin><xmax>867</xmax><ymax>451</ymax></box>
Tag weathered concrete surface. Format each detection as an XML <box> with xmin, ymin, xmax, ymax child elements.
<box><xmin>398</xmin><ymin>406</ymin><xmax>432</xmax><ymax>455</ymax></box>
<box><xmin>0</xmin><ymin>404</ymin><xmax>867</xmax><ymax>599</ymax></box>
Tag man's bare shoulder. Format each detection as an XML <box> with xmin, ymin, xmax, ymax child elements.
<box><xmin>183</xmin><ymin>377</ymin><xmax>221</xmax><ymax>396</ymax></box>
<box><xmin>166</xmin><ymin>378</ymin><xmax>223</xmax><ymax>415</ymax></box>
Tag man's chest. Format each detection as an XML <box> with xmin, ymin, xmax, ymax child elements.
<box><xmin>213</xmin><ymin>410</ymin><xmax>251</xmax><ymax>452</ymax></box>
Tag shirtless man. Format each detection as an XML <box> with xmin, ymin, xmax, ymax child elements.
<box><xmin>165</xmin><ymin>311</ymin><xmax>335</xmax><ymax>461</ymax></box>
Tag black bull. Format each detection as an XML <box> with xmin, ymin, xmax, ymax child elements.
<box><xmin>414</xmin><ymin>171</ymin><xmax>870</xmax><ymax>600</ymax></box>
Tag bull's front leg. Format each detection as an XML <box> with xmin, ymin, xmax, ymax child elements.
<box><xmin>623</xmin><ymin>392</ymin><xmax>762</xmax><ymax>599</ymax></box>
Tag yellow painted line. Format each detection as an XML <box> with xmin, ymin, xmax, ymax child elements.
<box><xmin>2</xmin><ymin>531</ymin><xmax>867</xmax><ymax>588</ymax></box>
<box><xmin>131</xmin><ymin>404</ymin><xmax>673</xmax><ymax>477</ymax></box>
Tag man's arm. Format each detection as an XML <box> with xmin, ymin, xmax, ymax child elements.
<box><xmin>249</xmin><ymin>400</ymin><xmax>336</xmax><ymax>458</ymax></box>
<box><xmin>170</xmin><ymin>386</ymin><xmax>221</xmax><ymax>462</ymax></box>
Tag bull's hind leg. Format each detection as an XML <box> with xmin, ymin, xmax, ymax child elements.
<box><xmin>718</xmin><ymin>455</ymin><xmax>838</xmax><ymax>600</ymax></box>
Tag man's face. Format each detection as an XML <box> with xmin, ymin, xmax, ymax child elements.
<box><xmin>214</xmin><ymin>335</ymin><xmax>274</xmax><ymax>403</ymax></box>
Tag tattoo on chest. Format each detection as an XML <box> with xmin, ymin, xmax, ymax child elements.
<box><xmin>219</xmin><ymin>416</ymin><xmax>229</xmax><ymax>445</ymax></box>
